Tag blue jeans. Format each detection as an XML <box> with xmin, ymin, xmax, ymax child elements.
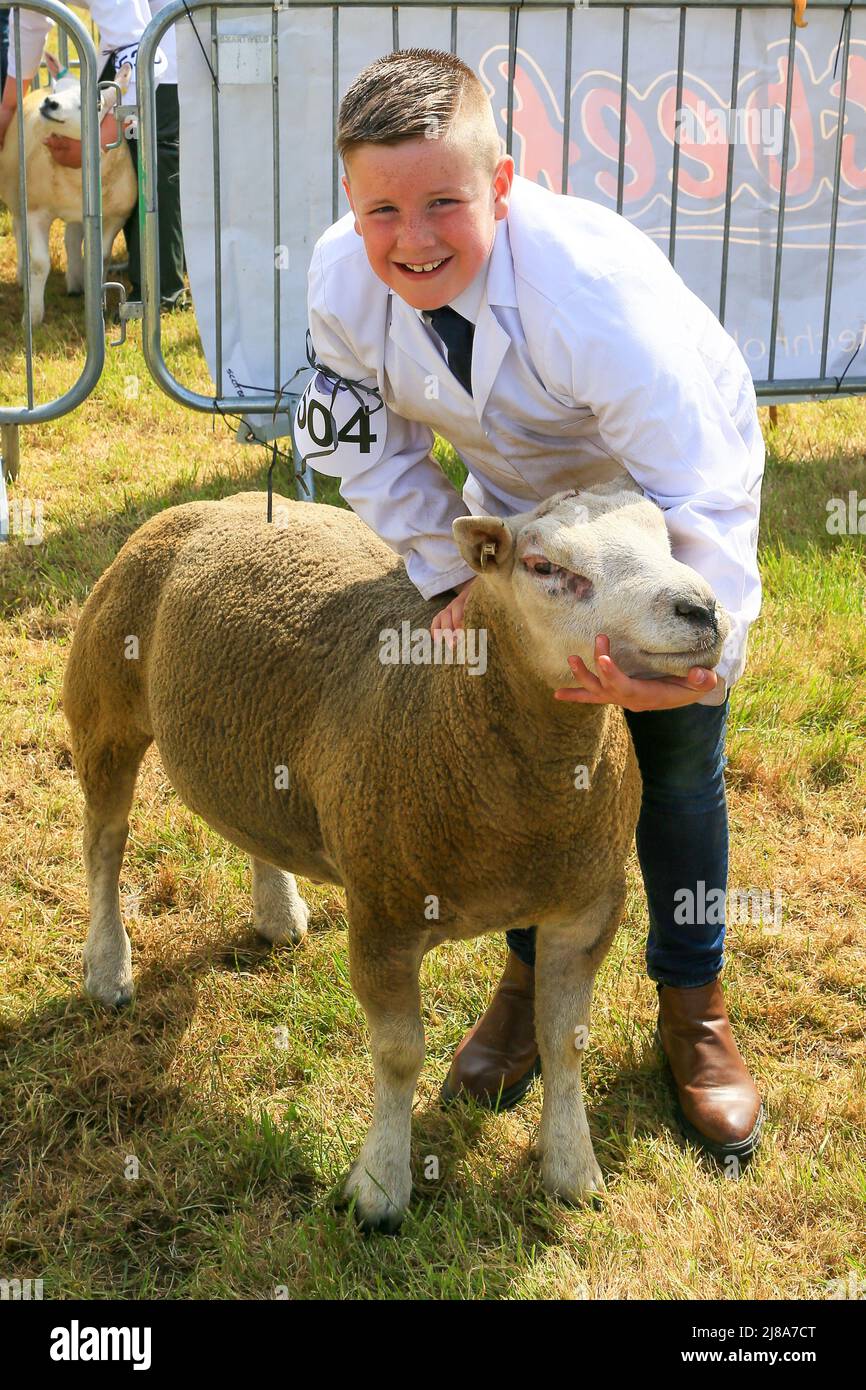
<box><xmin>506</xmin><ymin>696</ymin><xmax>730</xmax><ymax>988</ymax></box>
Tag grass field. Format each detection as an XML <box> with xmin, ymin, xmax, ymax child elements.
<box><xmin>1</xmin><ymin>204</ymin><xmax>864</xmax><ymax>1300</ymax></box>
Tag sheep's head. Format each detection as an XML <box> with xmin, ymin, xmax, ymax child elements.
<box><xmin>452</xmin><ymin>478</ymin><xmax>731</xmax><ymax>689</ymax></box>
<box><xmin>38</xmin><ymin>71</ymin><xmax>113</xmax><ymax>140</ymax></box>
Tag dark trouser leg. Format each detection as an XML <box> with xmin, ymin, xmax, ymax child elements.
<box><xmin>506</xmin><ymin>696</ymin><xmax>730</xmax><ymax>982</ymax></box>
<box><xmin>0</xmin><ymin>10</ymin><xmax>9</xmax><ymax>91</ymax></box>
<box><xmin>624</xmin><ymin>697</ymin><xmax>729</xmax><ymax>987</ymax></box>
<box><xmin>124</xmin><ymin>84</ymin><xmax>185</xmax><ymax>305</ymax></box>
<box><xmin>506</xmin><ymin>923</ymin><xmax>537</xmax><ymax>966</ymax></box>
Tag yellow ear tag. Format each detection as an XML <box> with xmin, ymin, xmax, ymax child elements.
<box><xmin>479</xmin><ymin>541</ymin><xmax>497</xmax><ymax>570</ymax></box>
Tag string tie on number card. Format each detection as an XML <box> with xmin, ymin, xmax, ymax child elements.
<box><xmin>290</xmin><ymin>331</ymin><xmax>386</xmax><ymax>477</ymax></box>
<box><xmin>209</xmin><ymin>332</ymin><xmax>386</xmax><ymax>523</ymax></box>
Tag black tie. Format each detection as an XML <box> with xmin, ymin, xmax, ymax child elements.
<box><xmin>428</xmin><ymin>305</ymin><xmax>475</xmax><ymax>397</ymax></box>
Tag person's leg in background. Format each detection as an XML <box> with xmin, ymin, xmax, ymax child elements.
<box><xmin>0</xmin><ymin>9</ymin><xmax>9</xmax><ymax>92</ymax></box>
<box><xmin>443</xmin><ymin>698</ymin><xmax>763</xmax><ymax>1159</ymax></box>
<box><xmin>122</xmin><ymin>83</ymin><xmax>186</xmax><ymax>308</ymax></box>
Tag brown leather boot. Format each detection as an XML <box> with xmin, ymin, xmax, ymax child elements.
<box><xmin>440</xmin><ymin>952</ymin><xmax>541</xmax><ymax>1110</ymax></box>
<box><xmin>656</xmin><ymin>977</ymin><xmax>764</xmax><ymax>1161</ymax></box>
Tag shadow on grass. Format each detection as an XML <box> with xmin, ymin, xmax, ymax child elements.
<box><xmin>756</xmin><ymin>430</ymin><xmax>866</xmax><ymax>557</ymax></box>
<box><xmin>0</xmin><ymin>929</ymin><xmax>324</xmax><ymax>1287</ymax></box>
<box><xmin>0</xmin><ymin>908</ymin><xmax>671</xmax><ymax>1296</ymax></box>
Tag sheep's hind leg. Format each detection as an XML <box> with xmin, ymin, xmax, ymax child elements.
<box><xmin>534</xmin><ymin>878</ymin><xmax>627</xmax><ymax>1202</ymax></box>
<box><xmin>102</xmin><ymin>218</ymin><xmax>123</xmax><ymax>278</ymax></box>
<box><xmin>342</xmin><ymin>919</ymin><xmax>426</xmax><ymax>1233</ymax></box>
<box><xmin>251</xmin><ymin>857</ymin><xmax>309</xmax><ymax>946</ymax></box>
<box><xmin>64</xmin><ymin>222</ymin><xmax>84</xmax><ymax>295</ymax></box>
<box><xmin>76</xmin><ymin>734</ymin><xmax>151</xmax><ymax>1008</ymax></box>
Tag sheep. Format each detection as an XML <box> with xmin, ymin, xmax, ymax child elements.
<box><xmin>62</xmin><ymin>476</ymin><xmax>730</xmax><ymax>1232</ymax></box>
<box><xmin>0</xmin><ymin>67</ymin><xmax>136</xmax><ymax>326</ymax></box>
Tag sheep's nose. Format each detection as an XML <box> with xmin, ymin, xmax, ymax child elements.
<box><xmin>43</xmin><ymin>98</ymin><xmax>60</xmax><ymax>111</ymax></box>
<box><xmin>675</xmin><ymin>599</ymin><xmax>716</xmax><ymax>627</ymax></box>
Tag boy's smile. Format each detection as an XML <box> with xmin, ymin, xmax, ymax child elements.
<box><xmin>342</xmin><ymin>134</ymin><xmax>513</xmax><ymax>310</ymax></box>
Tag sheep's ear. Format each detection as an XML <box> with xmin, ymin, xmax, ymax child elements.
<box><xmin>452</xmin><ymin>516</ymin><xmax>513</xmax><ymax>574</ymax></box>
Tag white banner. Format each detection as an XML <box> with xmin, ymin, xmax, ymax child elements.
<box><xmin>176</xmin><ymin>3</ymin><xmax>866</xmax><ymax>417</ymax></box>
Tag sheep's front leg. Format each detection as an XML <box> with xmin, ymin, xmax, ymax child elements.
<box><xmin>535</xmin><ymin>881</ymin><xmax>626</xmax><ymax>1202</ymax></box>
<box><xmin>343</xmin><ymin>923</ymin><xmax>426</xmax><ymax>1233</ymax></box>
<box><xmin>64</xmin><ymin>222</ymin><xmax>84</xmax><ymax>295</ymax></box>
<box><xmin>24</xmin><ymin>211</ymin><xmax>52</xmax><ymax>326</ymax></box>
<box><xmin>251</xmin><ymin>856</ymin><xmax>309</xmax><ymax>945</ymax></box>
<box><xmin>13</xmin><ymin>214</ymin><xmax>24</xmax><ymax>286</ymax></box>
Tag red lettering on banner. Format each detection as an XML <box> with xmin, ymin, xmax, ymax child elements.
<box><xmin>509</xmin><ymin>60</ymin><xmax>581</xmax><ymax>189</ymax></box>
<box><xmin>839</xmin><ymin>55</ymin><xmax>866</xmax><ymax>189</ymax></box>
<box><xmin>659</xmin><ymin>86</ymin><xmax>729</xmax><ymax>198</ymax></box>
<box><xmin>480</xmin><ymin>39</ymin><xmax>866</xmax><ymax>228</ymax></box>
<box><xmin>763</xmin><ymin>58</ymin><xmax>814</xmax><ymax>195</ymax></box>
<box><xmin>583</xmin><ymin>89</ymin><xmax>655</xmax><ymax>203</ymax></box>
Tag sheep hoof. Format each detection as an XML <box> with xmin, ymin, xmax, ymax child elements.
<box><xmin>83</xmin><ymin>952</ymin><xmax>134</xmax><ymax>1009</ymax></box>
<box><xmin>84</xmin><ymin>977</ymin><xmax>135</xmax><ymax>1010</ymax></box>
<box><xmin>254</xmin><ymin>909</ymin><xmax>309</xmax><ymax>947</ymax></box>
<box><xmin>341</xmin><ymin>1160</ymin><xmax>410</xmax><ymax>1235</ymax></box>
<box><xmin>252</xmin><ymin>865</ymin><xmax>310</xmax><ymax>946</ymax></box>
<box><xmin>254</xmin><ymin>897</ymin><xmax>309</xmax><ymax>946</ymax></box>
<box><xmin>539</xmin><ymin>1150</ymin><xmax>605</xmax><ymax>1207</ymax></box>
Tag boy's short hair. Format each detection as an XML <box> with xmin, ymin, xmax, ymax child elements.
<box><xmin>338</xmin><ymin>48</ymin><xmax>502</xmax><ymax>178</ymax></box>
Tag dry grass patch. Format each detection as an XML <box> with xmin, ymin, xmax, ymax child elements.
<box><xmin>1</xmin><ymin>200</ymin><xmax>864</xmax><ymax>1297</ymax></box>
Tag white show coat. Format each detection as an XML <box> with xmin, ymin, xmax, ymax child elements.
<box><xmin>303</xmin><ymin>174</ymin><xmax>765</xmax><ymax>700</ymax></box>
<box><xmin>6</xmin><ymin>0</ymin><xmax>168</xmax><ymax>104</ymax></box>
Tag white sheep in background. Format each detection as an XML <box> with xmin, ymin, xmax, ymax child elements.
<box><xmin>62</xmin><ymin>477</ymin><xmax>730</xmax><ymax>1232</ymax></box>
<box><xmin>0</xmin><ymin>60</ymin><xmax>136</xmax><ymax>326</ymax></box>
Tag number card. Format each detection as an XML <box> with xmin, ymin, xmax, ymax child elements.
<box><xmin>291</xmin><ymin>371</ymin><xmax>386</xmax><ymax>477</ymax></box>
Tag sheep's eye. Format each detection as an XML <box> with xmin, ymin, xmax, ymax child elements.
<box><xmin>522</xmin><ymin>557</ymin><xmax>556</xmax><ymax>576</ymax></box>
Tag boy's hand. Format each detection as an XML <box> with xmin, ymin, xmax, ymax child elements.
<box><xmin>43</xmin><ymin>113</ymin><xmax>120</xmax><ymax>167</ymax></box>
<box><xmin>430</xmin><ymin>577</ymin><xmax>477</xmax><ymax>642</ymax></box>
<box><xmin>44</xmin><ymin>133</ymin><xmax>83</xmax><ymax>167</ymax></box>
<box><xmin>555</xmin><ymin>635</ymin><xmax>719</xmax><ymax>712</ymax></box>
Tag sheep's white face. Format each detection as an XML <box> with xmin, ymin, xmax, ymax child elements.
<box><xmin>454</xmin><ymin>483</ymin><xmax>731</xmax><ymax>689</ymax></box>
<box><xmin>38</xmin><ymin>76</ymin><xmax>91</xmax><ymax>140</ymax></box>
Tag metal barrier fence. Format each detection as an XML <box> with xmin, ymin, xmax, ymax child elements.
<box><xmin>2</xmin><ymin>0</ymin><xmax>865</xmax><ymax>496</ymax></box>
<box><xmin>136</xmin><ymin>0</ymin><xmax>866</xmax><ymax>436</ymax></box>
<box><xmin>0</xmin><ymin>0</ymin><xmax>108</xmax><ymax>485</ymax></box>
<box><xmin>29</xmin><ymin>16</ymin><xmax>97</xmax><ymax>88</ymax></box>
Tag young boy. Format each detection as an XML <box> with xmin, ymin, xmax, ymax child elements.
<box><xmin>297</xmin><ymin>48</ymin><xmax>765</xmax><ymax>1160</ymax></box>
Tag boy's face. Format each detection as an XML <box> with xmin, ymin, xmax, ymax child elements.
<box><xmin>342</xmin><ymin>133</ymin><xmax>514</xmax><ymax>310</ymax></box>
